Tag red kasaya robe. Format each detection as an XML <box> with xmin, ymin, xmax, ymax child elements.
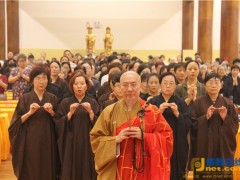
<box><xmin>91</xmin><ymin>98</ymin><xmax>173</xmax><ymax>180</ymax></box>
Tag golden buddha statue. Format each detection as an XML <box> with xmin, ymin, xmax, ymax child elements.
<box><xmin>86</xmin><ymin>27</ymin><xmax>96</xmax><ymax>53</ymax></box>
<box><xmin>103</xmin><ymin>27</ymin><xmax>114</xmax><ymax>55</ymax></box>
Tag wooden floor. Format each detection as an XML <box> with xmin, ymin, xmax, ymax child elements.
<box><xmin>0</xmin><ymin>156</ymin><xmax>193</xmax><ymax>180</ymax></box>
<box><xmin>0</xmin><ymin>156</ymin><xmax>16</xmax><ymax>180</ymax></box>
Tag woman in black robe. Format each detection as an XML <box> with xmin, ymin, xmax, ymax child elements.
<box><xmin>55</xmin><ymin>72</ymin><xmax>99</xmax><ymax>180</ymax></box>
<box><xmin>149</xmin><ymin>72</ymin><xmax>191</xmax><ymax>180</ymax></box>
<box><xmin>9</xmin><ymin>64</ymin><xmax>59</xmax><ymax>180</ymax></box>
<box><xmin>50</xmin><ymin>61</ymin><xmax>71</xmax><ymax>101</ymax></box>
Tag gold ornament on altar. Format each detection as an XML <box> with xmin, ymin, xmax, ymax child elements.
<box><xmin>103</xmin><ymin>27</ymin><xmax>114</xmax><ymax>55</ymax></box>
<box><xmin>86</xmin><ymin>27</ymin><xmax>96</xmax><ymax>53</ymax></box>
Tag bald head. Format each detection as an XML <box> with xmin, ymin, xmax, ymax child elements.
<box><xmin>120</xmin><ymin>71</ymin><xmax>141</xmax><ymax>104</ymax></box>
<box><xmin>120</xmin><ymin>71</ymin><xmax>141</xmax><ymax>84</ymax></box>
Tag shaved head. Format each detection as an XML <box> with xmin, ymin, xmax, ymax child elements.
<box><xmin>120</xmin><ymin>71</ymin><xmax>141</xmax><ymax>84</ymax></box>
<box><xmin>120</xmin><ymin>71</ymin><xmax>141</xmax><ymax>103</ymax></box>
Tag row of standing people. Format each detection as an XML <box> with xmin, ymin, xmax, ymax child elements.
<box><xmin>8</xmin><ymin>58</ymin><xmax>239</xmax><ymax>179</ymax></box>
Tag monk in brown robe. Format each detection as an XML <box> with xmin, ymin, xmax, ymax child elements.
<box><xmin>55</xmin><ymin>72</ymin><xmax>99</xmax><ymax>180</ymax></box>
<box><xmin>190</xmin><ymin>73</ymin><xmax>239</xmax><ymax>180</ymax></box>
<box><xmin>90</xmin><ymin>71</ymin><xmax>173</xmax><ymax>180</ymax></box>
<box><xmin>9</xmin><ymin>65</ymin><xmax>59</xmax><ymax>180</ymax></box>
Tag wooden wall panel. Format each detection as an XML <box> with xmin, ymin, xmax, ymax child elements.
<box><xmin>7</xmin><ymin>0</ymin><xmax>19</xmax><ymax>54</ymax></box>
<box><xmin>182</xmin><ymin>1</ymin><xmax>194</xmax><ymax>50</ymax></box>
<box><xmin>220</xmin><ymin>1</ymin><xmax>239</xmax><ymax>65</ymax></box>
<box><xmin>197</xmin><ymin>0</ymin><xmax>213</xmax><ymax>63</ymax></box>
<box><xmin>0</xmin><ymin>1</ymin><xmax>6</xmax><ymax>60</ymax></box>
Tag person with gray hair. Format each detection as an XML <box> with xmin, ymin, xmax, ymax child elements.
<box><xmin>8</xmin><ymin>54</ymin><xmax>32</xmax><ymax>99</ymax></box>
<box><xmin>90</xmin><ymin>71</ymin><xmax>173</xmax><ymax>180</ymax></box>
<box><xmin>198</xmin><ymin>64</ymin><xmax>208</xmax><ymax>83</ymax></box>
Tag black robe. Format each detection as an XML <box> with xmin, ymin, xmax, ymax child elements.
<box><xmin>149</xmin><ymin>94</ymin><xmax>191</xmax><ymax>180</ymax></box>
<box><xmin>8</xmin><ymin>90</ymin><xmax>59</xmax><ymax>180</ymax></box>
<box><xmin>190</xmin><ymin>94</ymin><xmax>238</xmax><ymax>180</ymax></box>
<box><xmin>55</xmin><ymin>95</ymin><xmax>99</xmax><ymax>180</ymax></box>
<box><xmin>51</xmin><ymin>77</ymin><xmax>71</xmax><ymax>101</ymax></box>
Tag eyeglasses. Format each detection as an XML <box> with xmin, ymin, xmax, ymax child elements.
<box><xmin>206</xmin><ymin>80</ymin><xmax>221</xmax><ymax>86</ymax></box>
<box><xmin>161</xmin><ymin>81</ymin><xmax>175</xmax><ymax>86</ymax></box>
<box><xmin>35</xmin><ymin>77</ymin><xmax>48</xmax><ymax>82</ymax></box>
<box><xmin>121</xmin><ymin>82</ymin><xmax>139</xmax><ymax>89</ymax></box>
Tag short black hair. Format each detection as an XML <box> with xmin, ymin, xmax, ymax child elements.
<box><xmin>185</xmin><ymin>60</ymin><xmax>199</xmax><ymax>69</ymax></box>
<box><xmin>140</xmin><ymin>73</ymin><xmax>149</xmax><ymax>82</ymax></box>
<box><xmin>50</xmin><ymin>60</ymin><xmax>61</xmax><ymax>69</ymax></box>
<box><xmin>107</xmin><ymin>55</ymin><xmax>118</xmax><ymax>63</ymax></box>
<box><xmin>147</xmin><ymin>73</ymin><xmax>160</xmax><ymax>83</ymax></box>
<box><xmin>185</xmin><ymin>57</ymin><xmax>192</xmax><ymax>61</ymax></box>
<box><xmin>174</xmin><ymin>62</ymin><xmax>186</xmax><ymax>72</ymax></box>
<box><xmin>29</xmin><ymin>64</ymin><xmax>50</xmax><ymax>84</ymax></box>
<box><xmin>99</xmin><ymin>59</ymin><xmax>108</xmax><ymax>67</ymax></box>
<box><xmin>203</xmin><ymin>73</ymin><xmax>221</xmax><ymax>85</ymax></box>
<box><xmin>81</xmin><ymin>60</ymin><xmax>92</xmax><ymax>70</ymax></box>
<box><xmin>107</xmin><ymin>62</ymin><xmax>122</xmax><ymax>73</ymax></box>
<box><xmin>167</xmin><ymin>63</ymin><xmax>176</xmax><ymax>72</ymax></box>
<box><xmin>159</xmin><ymin>72</ymin><xmax>177</xmax><ymax>84</ymax></box>
<box><xmin>110</xmin><ymin>72</ymin><xmax>122</xmax><ymax>86</ymax></box>
<box><xmin>137</xmin><ymin>63</ymin><xmax>150</xmax><ymax>75</ymax></box>
<box><xmin>62</xmin><ymin>62</ymin><xmax>72</xmax><ymax>73</ymax></box>
<box><xmin>159</xmin><ymin>65</ymin><xmax>168</xmax><ymax>75</ymax></box>
<box><xmin>231</xmin><ymin>64</ymin><xmax>240</xmax><ymax>71</ymax></box>
<box><xmin>233</xmin><ymin>58</ymin><xmax>240</xmax><ymax>65</ymax></box>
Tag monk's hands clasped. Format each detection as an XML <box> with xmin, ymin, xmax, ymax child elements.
<box><xmin>159</xmin><ymin>102</ymin><xmax>179</xmax><ymax>118</ymax></box>
<box><xmin>116</xmin><ymin>127</ymin><xmax>142</xmax><ymax>143</ymax></box>
<box><xmin>28</xmin><ymin>102</ymin><xmax>54</xmax><ymax>116</ymax></box>
<box><xmin>206</xmin><ymin>105</ymin><xmax>227</xmax><ymax>121</ymax></box>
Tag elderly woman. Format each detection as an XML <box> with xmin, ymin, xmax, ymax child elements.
<box><xmin>149</xmin><ymin>72</ymin><xmax>191</xmax><ymax>180</ymax></box>
<box><xmin>55</xmin><ymin>72</ymin><xmax>99</xmax><ymax>180</ymax></box>
<box><xmin>9</xmin><ymin>65</ymin><xmax>59</xmax><ymax>180</ymax></box>
<box><xmin>190</xmin><ymin>73</ymin><xmax>238</xmax><ymax>179</ymax></box>
<box><xmin>8</xmin><ymin>54</ymin><xmax>32</xmax><ymax>99</ymax></box>
<box><xmin>175</xmin><ymin>60</ymin><xmax>205</xmax><ymax>107</ymax></box>
<box><xmin>198</xmin><ymin>64</ymin><xmax>208</xmax><ymax>83</ymax></box>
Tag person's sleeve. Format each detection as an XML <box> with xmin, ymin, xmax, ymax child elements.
<box><xmin>90</xmin><ymin>107</ymin><xmax>117</xmax><ymax>174</ymax></box>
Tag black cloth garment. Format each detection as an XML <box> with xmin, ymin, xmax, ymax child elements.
<box><xmin>98</xmin><ymin>92</ymin><xmax>111</xmax><ymax>110</ymax></box>
<box><xmin>51</xmin><ymin>77</ymin><xmax>71</xmax><ymax>101</ymax></box>
<box><xmin>54</xmin><ymin>95</ymin><xmax>99</xmax><ymax>180</ymax></box>
<box><xmin>222</xmin><ymin>75</ymin><xmax>240</xmax><ymax>105</ymax></box>
<box><xmin>140</xmin><ymin>92</ymin><xmax>150</xmax><ymax>101</ymax></box>
<box><xmin>149</xmin><ymin>94</ymin><xmax>191</xmax><ymax>180</ymax></box>
<box><xmin>97</xmin><ymin>81</ymin><xmax>112</xmax><ymax>98</ymax></box>
<box><xmin>9</xmin><ymin>90</ymin><xmax>59</xmax><ymax>180</ymax></box>
<box><xmin>101</xmin><ymin>97</ymin><xmax>118</xmax><ymax>112</ymax></box>
<box><xmin>219</xmin><ymin>75</ymin><xmax>228</xmax><ymax>95</ymax></box>
<box><xmin>87</xmin><ymin>78</ymin><xmax>101</xmax><ymax>99</ymax></box>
